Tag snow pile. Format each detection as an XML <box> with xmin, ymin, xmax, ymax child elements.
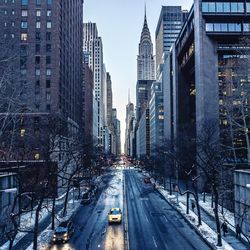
<box><xmin>158</xmin><ymin>189</ymin><xmax>234</xmax><ymax>250</ymax></box>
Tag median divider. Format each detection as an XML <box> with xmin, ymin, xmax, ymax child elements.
<box><xmin>123</xmin><ymin>171</ymin><xmax>129</xmax><ymax>250</ymax></box>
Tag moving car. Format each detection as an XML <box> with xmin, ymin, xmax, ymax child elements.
<box><xmin>52</xmin><ymin>220</ymin><xmax>74</xmax><ymax>243</ymax></box>
<box><xmin>108</xmin><ymin>207</ymin><xmax>122</xmax><ymax>224</ymax></box>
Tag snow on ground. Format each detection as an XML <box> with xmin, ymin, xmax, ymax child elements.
<box><xmin>0</xmin><ymin>187</ymin><xmax>86</xmax><ymax>250</ymax></box>
<box><xmin>26</xmin><ymin>199</ymin><xmax>81</xmax><ymax>250</ymax></box>
<box><xmin>158</xmin><ymin>188</ymin><xmax>234</xmax><ymax>250</ymax></box>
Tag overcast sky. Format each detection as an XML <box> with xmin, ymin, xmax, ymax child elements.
<box><xmin>84</xmin><ymin>0</ymin><xmax>193</xmax><ymax>152</ymax></box>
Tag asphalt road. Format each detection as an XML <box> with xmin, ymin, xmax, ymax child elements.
<box><xmin>125</xmin><ymin>169</ymin><xmax>212</xmax><ymax>250</ymax></box>
<box><xmin>50</xmin><ymin>169</ymin><xmax>124</xmax><ymax>250</ymax></box>
<box><xmin>15</xmin><ymin>167</ymin><xmax>212</xmax><ymax>250</ymax></box>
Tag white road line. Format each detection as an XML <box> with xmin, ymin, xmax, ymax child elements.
<box><xmin>152</xmin><ymin>236</ymin><xmax>158</xmax><ymax>248</ymax></box>
<box><xmin>145</xmin><ymin>215</ymin><xmax>149</xmax><ymax>223</ymax></box>
<box><xmin>164</xmin><ymin>216</ymin><xmax>168</xmax><ymax>223</ymax></box>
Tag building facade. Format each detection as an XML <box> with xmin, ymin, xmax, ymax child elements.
<box><xmin>149</xmin><ymin>82</ymin><xmax>164</xmax><ymax>155</ymax></box>
<box><xmin>83</xmin><ymin>22</ymin><xmax>104</xmax><ymax>146</ymax></box>
<box><xmin>137</xmin><ymin>11</ymin><xmax>155</xmax><ymax>81</ymax></box>
<box><xmin>0</xmin><ymin>0</ymin><xmax>84</xmax><ymax>161</ymax></box>
<box><xmin>83</xmin><ymin>61</ymin><xmax>94</xmax><ymax>148</ymax></box>
<box><xmin>161</xmin><ymin>1</ymin><xmax>250</xmax><ymax>186</ymax></box>
<box><xmin>234</xmin><ymin>169</ymin><xmax>250</xmax><ymax>239</ymax></box>
<box><xmin>155</xmin><ymin>6</ymin><xmax>188</xmax><ymax>71</ymax></box>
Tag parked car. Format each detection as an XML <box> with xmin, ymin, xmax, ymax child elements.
<box><xmin>52</xmin><ymin>220</ymin><xmax>74</xmax><ymax>243</ymax></box>
<box><xmin>108</xmin><ymin>207</ymin><xmax>122</xmax><ymax>224</ymax></box>
<box><xmin>90</xmin><ymin>185</ymin><xmax>98</xmax><ymax>196</ymax></box>
<box><xmin>144</xmin><ymin>177</ymin><xmax>151</xmax><ymax>183</ymax></box>
<box><xmin>81</xmin><ymin>191</ymin><xmax>91</xmax><ymax>205</ymax></box>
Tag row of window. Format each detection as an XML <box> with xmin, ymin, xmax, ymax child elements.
<box><xmin>2</xmin><ymin>9</ymin><xmax>52</xmax><ymax>16</ymax></box>
<box><xmin>21</xmin><ymin>30</ymin><xmax>52</xmax><ymax>41</ymax></box>
<box><xmin>21</xmin><ymin>9</ymin><xmax>52</xmax><ymax>17</ymax></box>
<box><xmin>206</xmin><ymin>23</ymin><xmax>250</xmax><ymax>33</ymax></box>
<box><xmin>202</xmin><ymin>2</ymin><xmax>250</xmax><ymax>13</ymax></box>
<box><xmin>22</xmin><ymin>0</ymin><xmax>52</xmax><ymax>5</ymax></box>
<box><xmin>20</xmin><ymin>68</ymin><xmax>52</xmax><ymax>76</ymax></box>
<box><xmin>21</xmin><ymin>21</ymin><xmax>52</xmax><ymax>29</ymax></box>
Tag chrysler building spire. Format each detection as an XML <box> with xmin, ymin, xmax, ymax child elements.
<box><xmin>137</xmin><ymin>6</ymin><xmax>155</xmax><ymax>80</ymax></box>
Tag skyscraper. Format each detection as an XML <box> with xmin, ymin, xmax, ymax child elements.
<box><xmin>83</xmin><ymin>23</ymin><xmax>104</xmax><ymax>145</ymax></box>
<box><xmin>0</xmin><ymin>0</ymin><xmax>83</xmax><ymax>159</ymax></box>
<box><xmin>137</xmin><ymin>10</ymin><xmax>155</xmax><ymax>81</ymax></box>
<box><xmin>155</xmin><ymin>6</ymin><xmax>188</xmax><ymax>70</ymax></box>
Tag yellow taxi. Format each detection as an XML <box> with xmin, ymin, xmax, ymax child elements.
<box><xmin>108</xmin><ymin>208</ymin><xmax>122</xmax><ymax>224</ymax></box>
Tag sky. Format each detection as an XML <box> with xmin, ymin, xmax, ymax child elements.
<box><xmin>84</xmin><ymin>0</ymin><xmax>193</xmax><ymax>152</ymax></box>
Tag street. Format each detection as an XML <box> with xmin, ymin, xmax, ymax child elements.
<box><xmin>48</xmin><ymin>167</ymin><xmax>211</xmax><ymax>250</ymax></box>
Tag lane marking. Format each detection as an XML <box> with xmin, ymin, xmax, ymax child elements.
<box><xmin>145</xmin><ymin>215</ymin><xmax>149</xmax><ymax>223</ymax></box>
<box><xmin>152</xmin><ymin>236</ymin><xmax>158</xmax><ymax>248</ymax></box>
<box><xmin>164</xmin><ymin>216</ymin><xmax>168</xmax><ymax>223</ymax></box>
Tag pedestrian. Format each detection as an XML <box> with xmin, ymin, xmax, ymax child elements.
<box><xmin>221</xmin><ymin>221</ymin><xmax>228</xmax><ymax>237</ymax></box>
<box><xmin>236</xmin><ymin>223</ymin><xmax>241</xmax><ymax>239</ymax></box>
<box><xmin>191</xmin><ymin>201</ymin><xmax>195</xmax><ymax>211</ymax></box>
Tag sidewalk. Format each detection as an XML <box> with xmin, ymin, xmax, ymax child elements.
<box><xmin>156</xmin><ymin>186</ymin><xmax>249</xmax><ymax>250</ymax></box>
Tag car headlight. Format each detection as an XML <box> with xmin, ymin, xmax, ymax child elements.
<box><xmin>53</xmin><ymin>235</ymin><xmax>56</xmax><ymax>238</ymax></box>
<box><xmin>64</xmin><ymin>233</ymin><xmax>68</xmax><ymax>237</ymax></box>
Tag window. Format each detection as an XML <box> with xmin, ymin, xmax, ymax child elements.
<box><xmin>12</xmin><ymin>10</ymin><xmax>15</xmax><ymax>15</ymax></box>
<box><xmin>20</xmin><ymin>69</ymin><xmax>27</xmax><ymax>75</ymax></box>
<box><xmin>21</xmin><ymin>0</ymin><xmax>28</xmax><ymax>5</ymax></box>
<box><xmin>46</xmin><ymin>56</ymin><xmax>51</xmax><ymax>64</ymax></box>
<box><xmin>12</xmin><ymin>22</ymin><xmax>15</xmax><ymax>27</ymax></box>
<box><xmin>216</xmin><ymin>2</ymin><xmax>223</xmax><ymax>12</ymax></box>
<box><xmin>21</xmin><ymin>33</ymin><xmax>27</xmax><ymax>41</ymax></box>
<box><xmin>35</xmin><ymin>44</ymin><xmax>40</xmax><ymax>52</ymax></box>
<box><xmin>220</xmin><ymin>23</ymin><xmax>228</xmax><ymax>32</ymax></box>
<box><xmin>36</xmin><ymin>10</ymin><xmax>41</xmax><ymax>17</ymax></box>
<box><xmin>46</xmin><ymin>104</ymin><xmax>51</xmax><ymax>111</ymax></box>
<box><xmin>35</xmin><ymin>56</ymin><xmax>40</xmax><ymax>64</ymax></box>
<box><xmin>36</xmin><ymin>21</ymin><xmax>41</xmax><ymax>29</ymax></box>
<box><xmin>46</xmin><ymin>32</ymin><xmax>51</xmax><ymax>41</ymax></box>
<box><xmin>47</xmin><ymin>21</ymin><xmax>51</xmax><ymax>29</ymax></box>
<box><xmin>208</xmin><ymin>2</ymin><xmax>215</xmax><ymax>12</ymax></box>
<box><xmin>21</xmin><ymin>10</ymin><xmax>28</xmax><ymax>16</ymax></box>
<box><xmin>47</xmin><ymin>10</ymin><xmax>52</xmax><ymax>16</ymax></box>
<box><xmin>46</xmin><ymin>44</ymin><xmax>51</xmax><ymax>52</ymax></box>
<box><xmin>21</xmin><ymin>21</ymin><xmax>27</xmax><ymax>28</ymax></box>
<box><xmin>35</xmin><ymin>69</ymin><xmax>40</xmax><ymax>76</ymax></box>
<box><xmin>20</xmin><ymin>45</ymin><xmax>27</xmax><ymax>55</ymax></box>
<box><xmin>35</xmin><ymin>32</ymin><xmax>40</xmax><ymax>40</ymax></box>
<box><xmin>223</xmin><ymin>2</ymin><xmax>230</xmax><ymax>12</ymax></box>
<box><xmin>20</xmin><ymin>128</ymin><xmax>25</xmax><ymax>137</ymax></box>
<box><xmin>237</xmin><ymin>3</ymin><xmax>244</xmax><ymax>13</ymax></box>
<box><xmin>46</xmin><ymin>92</ymin><xmax>51</xmax><ymax>101</ymax></box>
<box><xmin>47</xmin><ymin>0</ymin><xmax>52</xmax><ymax>4</ymax></box>
<box><xmin>46</xmin><ymin>69</ymin><xmax>51</xmax><ymax>76</ymax></box>
<box><xmin>214</xmin><ymin>23</ymin><xmax>220</xmax><ymax>32</ymax></box>
<box><xmin>247</xmin><ymin>3</ymin><xmax>250</xmax><ymax>13</ymax></box>
<box><xmin>46</xmin><ymin>80</ymin><xmax>51</xmax><ymax>88</ymax></box>
<box><xmin>36</xmin><ymin>0</ymin><xmax>41</xmax><ymax>5</ymax></box>
<box><xmin>243</xmin><ymin>23</ymin><xmax>250</xmax><ymax>32</ymax></box>
<box><xmin>230</xmin><ymin>3</ymin><xmax>238</xmax><ymax>12</ymax></box>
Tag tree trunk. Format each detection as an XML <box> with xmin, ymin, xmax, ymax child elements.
<box><xmin>186</xmin><ymin>192</ymin><xmax>190</xmax><ymax>214</ymax></box>
<box><xmin>51</xmin><ymin>196</ymin><xmax>56</xmax><ymax>230</ymax></box>
<box><xmin>169</xmin><ymin>176</ymin><xmax>172</xmax><ymax>195</ymax></box>
<box><xmin>33</xmin><ymin>198</ymin><xmax>43</xmax><ymax>250</ymax></box>
<box><xmin>213</xmin><ymin>187</ymin><xmax>222</xmax><ymax>247</ymax></box>
<box><xmin>63</xmin><ymin>184</ymin><xmax>71</xmax><ymax>217</ymax></box>
<box><xmin>193</xmin><ymin>182</ymin><xmax>201</xmax><ymax>226</ymax></box>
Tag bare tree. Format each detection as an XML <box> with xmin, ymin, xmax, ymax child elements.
<box><xmin>221</xmin><ymin>37</ymin><xmax>250</xmax><ymax>165</ymax></box>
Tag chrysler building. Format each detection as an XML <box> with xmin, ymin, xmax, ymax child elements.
<box><xmin>137</xmin><ymin>10</ymin><xmax>155</xmax><ymax>81</ymax></box>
